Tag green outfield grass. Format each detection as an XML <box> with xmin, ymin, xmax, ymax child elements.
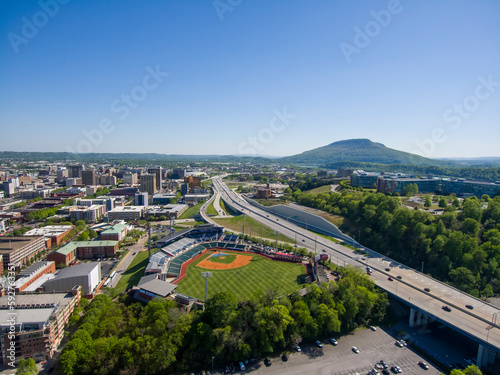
<box><xmin>176</xmin><ymin>250</ymin><xmax>306</xmax><ymax>301</ymax></box>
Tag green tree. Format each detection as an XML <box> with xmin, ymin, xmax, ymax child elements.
<box><xmin>424</xmin><ymin>195</ymin><xmax>432</xmax><ymax>208</ymax></box>
<box><xmin>439</xmin><ymin>197</ymin><xmax>448</xmax><ymax>208</ymax></box>
<box><xmin>89</xmin><ymin>230</ymin><xmax>98</xmax><ymax>239</ymax></box>
<box><xmin>16</xmin><ymin>358</ymin><xmax>38</xmax><ymax>375</ymax></box>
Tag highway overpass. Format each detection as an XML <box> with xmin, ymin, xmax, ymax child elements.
<box><xmin>211</xmin><ymin>177</ymin><xmax>500</xmax><ymax>369</ymax></box>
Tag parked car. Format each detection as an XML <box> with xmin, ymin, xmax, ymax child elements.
<box><xmin>264</xmin><ymin>357</ymin><xmax>271</xmax><ymax>366</ymax></box>
<box><xmin>391</xmin><ymin>365</ymin><xmax>402</xmax><ymax>373</ymax></box>
<box><xmin>370</xmin><ymin>326</ymin><xmax>377</xmax><ymax>331</ymax></box>
<box><xmin>400</xmin><ymin>340</ymin><xmax>407</xmax><ymax>347</ymax></box>
<box><xmin>418</xmin><ymin>361</ymin><xmax>429</xmax><ymax>370</ymax></box>
<box><xmin>281</xmin><ymin>354</ymin><xmax>288</xmax><ymax>362</ymax></box>
<box><xmin>380</xmin><ymin>360</ymin><xmax>388</xmax><ymax>368</ymax></box>
<box><xmin>352</xmin><ymin>346</ymin><xmax>360</xmax><ymax>353</ymax></box>
<box><xmin>315</xmin><ymin>340</ymin><xmax>323</xmax><ymax>348</ymax></box>
<box><xmin>395</xmin><ymin>340</ymin><xmax>403</xmax><ymax>347</ymax></box>
<box><xmin>382</xmin><ymin>369</ymin><xmax>390</xmax><ymax>375</ymax></box>
<box><xmin>295</xmin><ymin>345</ymin><xmax>301</xmax><ymax>352</ymax></box>
<box><xmin>330</xmin><ymin>338</ymin><xmax>338</xmax><ymax>345</ymax></box>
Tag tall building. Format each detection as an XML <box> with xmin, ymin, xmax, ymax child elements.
<box><xmin>0</xmin><ymin>236</ymin><xmax>46</xmax><ymax>269</ymax></box>
<box><xmin>134</xmin><ymin>192</ymin><xmax>149</xmax><ymax>207</ymax></box>
<box><xmin>69</xmin><ymin>165</ymin><xmax>84</xmax><ymax>178</ymax></box>
<box><xmin>123</xmin><ymin>172</ymin><xmax>138</xmax><ymax>185</ymax></box>
<box><xmin>140</xmin><ymin>173</ymin><xmax>157</xmax><ymax>195</ymax></box>
<box><xmin>147</xmin><ymin>167</ymin><xmax>163</xmax><ymax>191</ymax></box>
<box><xmin>82</xmin><ymin>170</ymin><xmax>97</xmax><ymax>186</ymax></box>
<box><xmin>172</xmin><ymin>168</ymin><xmax>185</xmax><ymax>179</ymax></box>
<box><xmin>98</xmin><ymin>174</ymin><xmax>116</xmax><ymax>186</ymax></box>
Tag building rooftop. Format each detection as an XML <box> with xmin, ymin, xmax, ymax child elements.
<box><xmin>24</xmin><ymin>225</ymin><xmax>73</xmax><ymax>237</ymax></box>
<box><xmin>0</xmin><ymin>308</ymin><xmax>53</xmax><ymax>327</ymax></box>
<box><xmin>54</xmin><ymin>262</ymin><xmax>100</xmax><ymax>279</ymax></box>
<box><xmin>17</xmin><ymin>261</ymin><xmax>54</xmax><ymax>278</ymax></box>
<box><xmin>137</xmin><ymin>276</ymin><xmax>177</xmax><ymax>297</ymax></box>
<box><xmin>108</xmin><ymin>206</ymin><xmax>143</xmax><ymax>212</ymax></box>
<box><xmin>0</xmin><ymin>236</ymin><xmax>45</xmax><ymax>254</ymax></box>
<box><xmin>52</xmin><ymin>242</ymin><xmax>78</xmax><ymax>255</ymax></box>
<box><xmin>100</xmin><ymin>224</ymin><xmax>128</xmax><ymax>235</ymax></box>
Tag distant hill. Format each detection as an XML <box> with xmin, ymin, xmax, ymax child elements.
<box><xmin>278</xmin><ymin>139</ymin><xmax>455</xmax><ymax>167</ymax></box>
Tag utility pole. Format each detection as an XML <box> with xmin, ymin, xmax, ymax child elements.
<box><xmin>421</xmin><ymin>261</ymin><xmax>424</xmax><ymax>273</ymax></box>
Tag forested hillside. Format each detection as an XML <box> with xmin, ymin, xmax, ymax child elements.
<box><xmin>295</xmin><ymin>191</ymin><xmax>500</xmax><ymax>297</ymax></box>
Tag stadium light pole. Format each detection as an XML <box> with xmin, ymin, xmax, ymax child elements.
<box><xmin>201</xmin><ymin>272</ymin><xmax>212</xmax><ymax>303</ymax></box>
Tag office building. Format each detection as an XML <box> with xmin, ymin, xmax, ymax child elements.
<box><xmin>47</xmin><ymin>241</ymin><xmax>119</xmax><ymax>265</ymax></box>
<box><xmin>140</xmin><ymin>173</ymin><xmax>157</xmax><ymax>195</ymax></box>
<box><xmin>23</xmin><ymin>225</ymin><xmax>74</xmax><ymax>248</ymax></box>
<box><xmin>151</xmin><ymin>193</ymin><xmax>177</xmax><ymax>205</ymax></box>
<box><xmin>172</xmin><ymin>168</ymin><xmax>185</xmax><ymax>179</ymax></box>
<box><xmin>98</xmin><ymin>174</ymin><xmax>116</xmax><ymax>186</ymax></box>
<box><xmin>99</xmin><ymin>224</ymin><xmax>128</xmax><ymax>241</ymax></box>
<box><xmin>107</xmin><ymin>206</ymin><xmax>144</xmax><ymax>222</ymax></box>
<box><xmin>13</xmin><ymin>261</ymin><xmax>56</xmax><ymax>292</ymax></box>
<box><xmin>69</xmin><ymin>204</ymin><xmax>106</xmax><ymax>223</ymax></box>
<box><xmin>123</xmin><ymin>172</ymin><xmax>138</xmax><ymax>185</ymax></box>
<box><xmin>147</xmin><ymin>167</ymin><xmax>163</xmax><ymax>191</ymax></box>
<box><xmin>82</xmin><ymin>170</ymin><xmax>97</xmax><ymax>186</ymax></box>
<box><xmin>134</xmin><ymin>192</ymin><xmax>149</xmax><ymax>207</ymax></box>
<box><xmin>69</xmin><ymin>165</ymin><xmax>84</xmax><ymax>178</ymax></box>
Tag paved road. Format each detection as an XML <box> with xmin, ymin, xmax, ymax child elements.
<box><xmin>108</xmin><ymin>235</ymin><xmax>148</xmax><ymax>288</ymax></box>
<box><xmin>211</xmin><ymin>177</ymin><xmax>500</xmax><ymax>353</ymax></box>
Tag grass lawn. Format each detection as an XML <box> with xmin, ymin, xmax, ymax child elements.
<box><xmin>206</xmin><ymin>201</ymin><xmax>217</xmax><ymax>216</ymax></box>
<box><xmin>176</xmin><ymin>250</ymin><xmax>306</xmax><ymax>300</ymax></box>
<box><xmin>179</xmin><ymin>202</ymin><xmax>204</xmax><ymax>219</ymax></box>
<box><xmin>113</xmin><ymin>250</ymin><xmax>158</xmax><ymax>294</ymax></box>
<box><xmin>305</xmin><ymin>185</ymin><xmax>332</xmax><ymax>194</ymax></box>
<box><xmin>255</xmin><ymin>199</ymin><xmax>289</xmax><ymax>207</ymax></box>
<box><xmin>213</xmin><ymin>215</ymin><xmax>294</xmax><ymax>243</ymax></box>
<box><xmin>219</xmin><ymin>199</ymin><xmax>231</xmax><ymax>215</ymax></box>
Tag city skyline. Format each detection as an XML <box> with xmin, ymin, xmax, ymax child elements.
<box><xmin>1</xmin><ymin>0</ymin><xmax>499</xmax><ymax>158</ymax></box>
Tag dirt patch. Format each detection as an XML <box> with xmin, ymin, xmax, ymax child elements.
<box><xmin>198</xmin><ymin>254</ymin><xmax>253</xmax><ymax>270</ymax></box>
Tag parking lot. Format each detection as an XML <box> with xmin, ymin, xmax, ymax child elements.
<box><xmin>214</xmin><ymin>327</ymin><xmax>441</xmax><ymax>375</ymax></box>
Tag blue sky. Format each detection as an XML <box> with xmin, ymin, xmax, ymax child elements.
<box><xmin>0</xmin><ymin>0</ymin><xmax>499</xmax><ymax>158</ymax></box>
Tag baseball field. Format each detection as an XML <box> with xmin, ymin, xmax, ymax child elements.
<box><xmin>175</xmin><ymin>250</ymin><xmax>306</xmax><ymax>301</ymax></box>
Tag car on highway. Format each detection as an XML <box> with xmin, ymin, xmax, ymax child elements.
<box><xmin>424</xmin><ymin>287</ymin><xmax>430</xmax><ymax>292</ymax></box>
<box><xmin>396</xmin><ymin>275</ymin><xmax>402</xmax><ymax>279</ymax></box>
<box><xmin>322</xmin><ymin>249</ymin><xmax>326</xmax><ymax>252</ymax></box>
<box><xmin>442</xmin><ymin>305</ymin><xmax>452</xmax><ymax>312</ymax></box>
<box><xmin>418</xmin><ymin>361</ymin><xmax>429</xmax><ymax>370</ymax></box>
<box><xmin>385</xmin><ymin>268</ymin><xmax>390</xmax><ymax>271</ymax></box>
<box><xmin>370</xmin><ymin>326</ymin><xmax>377</xmax><ymax>331</ymax></box>
<box><xmin>330</xmin><ymin>338</ymin><xmax>338</xmax><ymax>345</ymax></box>
<box><xmin>465</xmin><ymin>304</ymin><xmax>474</xmax><ymax>309</ymax></box>
<box><xmin>315</xmin><ymin>340</ymin><xmax>323</xmax><ymax>348</ymax></box>
<box><xmin>302</xmin><ymin>239</ymin><xmax>305</xmax><ymax>242</ymax></box>
<box><xmin>388</xmin><ymin>277</ymin><xmax>393</xmax><ymax>281</ymax></box>
<box><xmin>352</xmin><ymin>346</ymin><xmax>360</xmax><ymax>353</ymax></box>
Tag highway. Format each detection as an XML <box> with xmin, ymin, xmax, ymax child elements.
<box><xmin>211</xmin><ymin>177</ymin><xmax>500</xmax><ymax>353</ymax></box>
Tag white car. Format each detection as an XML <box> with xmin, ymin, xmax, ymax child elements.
<box><xmin>352</xmin><ymin>346</ymin><xmax>360</xmax><ymax>353</ymax></box>
<box><xmin>295</xmin><ymin>345</ymin><xmax>301</xmax><ymax>352</ymax></box>
<box><xmin>370</xmin><ymin>326</ymin><xmax>377</xmax><ymax>331</ymax></box>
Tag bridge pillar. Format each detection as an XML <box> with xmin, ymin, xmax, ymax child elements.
<box><xmin>409</xmin><ymin>308</ymin><xmax>416</xmax><ymax>328</ymax></box>
<box><xmin>477</xmin><ymin>344</ymin><xmax>485</xmax><ymax>368</ymax></box>
<box><xmin>488</xmin><ymin>347</ymin><xmax>496</xmax><ymax>364</ymax></box>
<box><xmin>421</xmin><ymin>313</ymin><xmax>428</xmax><ymax>326</ymax></box>
<box><xmin>416</xmin><ymin>311</ymin><xmax>422</xmax><ymax>326</ymax></box>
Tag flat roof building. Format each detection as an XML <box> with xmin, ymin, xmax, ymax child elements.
<box><xmin>43</xmin><ymin>262</ymin><xmax>101</xmax><ymax>296</ymax></box>
<box><xmin>0</xmin><ymin>236</ymin><xmax>46</xmax><ymax>270</ymax></box>
<box><xmin>107</xmin><ymin>206</ymin><xmax>143</xmax><ymax>221</ymax></box>
<box><xmin>23</xmin><ymin>225</ymin><xmax>73</xmax><ymax>248</ymax></box>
